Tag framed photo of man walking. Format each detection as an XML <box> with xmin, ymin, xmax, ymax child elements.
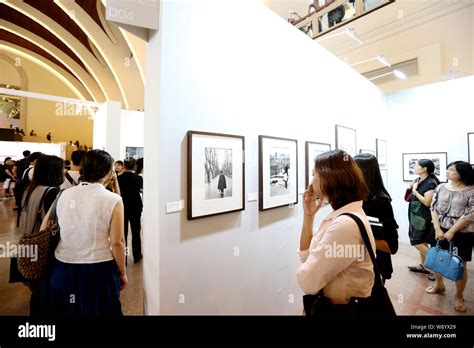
<box><xmin>187</xmin><ymin>131</ymin><xmax>245</xmax><ymax>220</ymax></box>
<box><xmin>259</xmin><ymin>135</ymin><xmax>298</xmax><ymax>211</ymax></box>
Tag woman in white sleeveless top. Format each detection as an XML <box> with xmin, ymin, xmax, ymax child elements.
<box><xmin>41</xmin><ymin>150</ymin><xmax>127</xmax><ymax>317</ymax></box>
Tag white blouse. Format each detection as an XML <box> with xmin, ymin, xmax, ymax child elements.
<box><xmin>55</xmin><ymin>182</ymin><xmax>122</xmax><ymax>264</ymax></box>
<box><xmin>297</xmin><ymin>201</ymin><xmax>376</xmax><ymax>304</ymax></box>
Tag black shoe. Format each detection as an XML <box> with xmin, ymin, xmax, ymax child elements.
<box><xmin>408</xmin><ymin>264</ymin><xmax>430</xmax><ymax>274</ymax></box>
<box><xmin>134</xmin><ymin>255</ymin><xmax>143</xmax><ymax>263</ymax></box>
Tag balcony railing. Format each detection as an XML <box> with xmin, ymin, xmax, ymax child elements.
<box><xmin>288</xmin><ymin>0</ymin><xmax>394</xmax><ymax>40</ymax></box>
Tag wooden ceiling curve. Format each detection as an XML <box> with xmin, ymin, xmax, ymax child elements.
<box><xmin>0</xmin><ymin>3</ymin><xmax>88</xmax><ymax>72</ymax></box>
<box><xmin>0</xmin><ymin>28</ymin><xmax>72</xmax><ymax>73</ymax></box>
<box><xmin>0</xmin><ymin>0</ymin><xmax>144</xmax><ymax>109</ymax></box>
<box><xmin>0</xmin><ymin>0</ymin><xmax>109</xmax><ymax>79</ymax></box>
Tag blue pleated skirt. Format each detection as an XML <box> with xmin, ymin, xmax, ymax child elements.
<box><xmin>41</xmin><ymin>258</ymin><xmax>123</xmax><ymax>318</ymax></box>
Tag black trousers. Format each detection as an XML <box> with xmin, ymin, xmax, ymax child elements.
<box><xmin>124</xmin><ymin>209</ymin><xmax>142</xmax><ymax>261</ymax></box>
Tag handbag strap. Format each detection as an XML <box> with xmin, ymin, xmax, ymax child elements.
<box><xmin>30</xmin><ymin>187</ymin><xmax>54</xmax><ymax>235</ymax></box>
<box><xmin>434</xmin><ymin>240</ymin><xmax>456</xmax><ymax>256</ymax></box>
<box><xmin>340</xmin><ymin>212</ymin><xmax>384</xmax><ymax>288</ymax></box>
<box><xmin>47</xmin><ymin>190</ymin><xmax>63</xmax><ymax>227</ymax></box>
<box><xmin>65</xmin><ymin>171</ymin><xmax>78</xmax><ymax>186</ymax></box>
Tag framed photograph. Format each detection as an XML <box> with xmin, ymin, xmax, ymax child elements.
<box><xmin>259</xmin><ymin>135</ymin><xmax>298</xmax><ymax>211</ymax></box>
<box><xmin>380</xmin><ymin>168</ymin><xmax>388</xmax><ymax>189</ymax></box>
<box><xmin>305</xmin><ymin>141</ymin><xmax>331</xmax><ymax>188</ymax></box>
<box><xmin>187</xmin><ymin>131</ymin><xmax>245</xmax><ymax>220</ymax></box>
<box><xmin>125</xmin><ymin>146</ymin><xmax>144</xmax><ymax>159</ymax></box>
<box><xmin>359</xmin><ymin>149</ymin><xmax>375</xmax><ymax>155</ymax></box>
<box><xmin>402</xmin><ymin>152</ymin><xmax>448</xmax><ymax>182</ymax></box>
<box><xmin>376</xmin><ymin>139</ymin><xmax>387</xmax><ymax>165</ymax></box>
<box><xmin>335</xmin><ymin>125</ymin><xmax>356</xmax><ymax>157</ymax></box>
<box><xmin>468</xmin><ymin>133</ymin><xmax>474</xmax><ymax>164</ymax></box>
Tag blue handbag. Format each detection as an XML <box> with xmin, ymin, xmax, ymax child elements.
<box><xmin>424</xmin><ymin>241</ymin><xmax>464</xmax><ymax>281</ymax></box>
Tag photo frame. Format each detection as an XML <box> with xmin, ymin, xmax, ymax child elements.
<box><xmin>125</xmin><ymin>146</ymin><xmax>144</xmax><ymax>159</ymax></box>
<box><xmin>402</xmin><ymin>152</ymin><xmax>448</xmax><ymax>182</ymax></box>
<box><xmin>305</xmin><ymin>141</ymin><xmax>331</xmax><ymax>188</ymax></box>
<box><xmin>468</xmin><ymin>133</ymin><xmax>473</xmax><ymax>164</ymax></box>
<box><xmin>259</xmin><ymin>135</ymin><xmax>298</xmax><ymax>211</ymax></box>
<box><xmin>359</xmin><ymin>149</ymin><xmax>375</xmax><ymax>155</ymax></box>
<box><xmin>376</xmin><ymin>139</ymin><xmax>387</xmax><ymax>165</ymax></box>
<box><xmin>335</xmin><ymin>125</ymin><xmax>356</xmax><ymax>157</ymax></box>
<box><xmin>187</xmin><ymin>131</ymin><xmax>245</xmax><ymax>220</ymax></box>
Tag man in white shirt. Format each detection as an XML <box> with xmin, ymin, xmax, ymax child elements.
<box><xmin>61</xmin><ymin>150</ymin><xmax>86</xmax><ymax>190</ymax></box>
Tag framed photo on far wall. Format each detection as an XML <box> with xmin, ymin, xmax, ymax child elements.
<box><xmin>305</xmin><ymin>141</ymin><xmax>331</xmax><ymax>188</ymax></box>
<box><xmin>335</xmin><ymin>125</ymin><xmax>356</xmax><ymax>157</ymax></box>
<box><xmin>125</xmin><ymin>146</ymin><xmax>144</xmax><ymax>159</ymax></box>
<box><xmin>376</xmin><ymin>138</ymin><xmax>387</xmax><ymax>165</ymax></box>
<box><xmin>187</xmin><ymin>131</ymin><xmax>245</xmax><ymax>220</ymax></box>
<box><xmin>468</xmin><ymin>133</ymin><xmax>474</xmax><ymax>164</ymax></box>
<box><xmin>402</xmin><ymin>152</ymin><xmax>448</xmax><ymax>182</ymax></box>
<box><xmin>259</xmin><ymin>135</ymin><xmax>298</xmax><ymax>211</ymax></box>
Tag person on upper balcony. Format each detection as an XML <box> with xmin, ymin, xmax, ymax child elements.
<box><xmin>309</xmin><ymin>0</ymin><xmax>346</xmax><ymax>30</ymax></box>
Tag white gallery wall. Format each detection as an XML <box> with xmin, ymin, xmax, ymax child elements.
<box><xmin>143</xmin><ymin>0</ymin><xmax>389</xmax><ymax>315</ymax></box>
<box><xmin>385</xmin><ymin>75</ymin><xmax>474</xmax><ymax>245</ymax></box>
<box><xmin>120</xmin><ymin>109</ymin><xmax>144</xmax><ymax>160</ymax></box>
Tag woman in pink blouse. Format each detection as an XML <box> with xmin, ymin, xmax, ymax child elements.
<box><xmin>297</xmin><ymin>150</ymin><xmax>376</xmax><ymax>308</ymax></box>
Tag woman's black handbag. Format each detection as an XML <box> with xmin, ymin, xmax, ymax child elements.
<box><xmin>303</xmin><ymin>213</ymin><xmax>396</xmax><ymax>319</ymax></box>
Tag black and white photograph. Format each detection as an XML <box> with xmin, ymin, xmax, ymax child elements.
<box><xmin>269</xmin><ymin>148</ymin><xmax>291</xmax><ymax>197</ymax></box>
<box><xmin>187</xmin><ymin>131</ymin><xmax>244</xmax><ymax>220</ymax></box>
<box><xmin>125</xmin><ymin>146</ymin><xmax>144</xmax><ymax>159</ymax></box>
<box><xmin>402</xmin><ymin>152</ymin><xmax>448</xmax><ymax>182</ymax></box>
<box><xmin>204</xmin><ymin>147</ymin><xmax>233</xmax><ymax>199</ymax></box>
<box><xmin>468</xmin><ymin>133</ymin><xmax>473</xmax><ymax>164</ymax></box>
<box><xmin>305</xmin><ymin>141</ymin><xmax>331</xmax><ymax>188</ymax></box>
<box><xmin>376</xmin><ymin>138</ymin><xmax>387</xmax><ymax>165</ymax></box>
<box><xmin>259</xmin><ymin>135</ymin><xmax>298</xmax><ymax>211</ymax></box>
<box><xmin>335</xmin><ymin>124</ymin><xmax>357</xmax><ymax>157</ymax></box>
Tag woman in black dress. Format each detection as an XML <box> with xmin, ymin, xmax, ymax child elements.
<box><xmin>407</xmin><ymin>159</ymin><xmax>440</xmax><ymax>279</ymax></box>
<box><xmin>354</xmin><ymin>154</ymin><xmax>399</xmax><ymax>282</ymax></box>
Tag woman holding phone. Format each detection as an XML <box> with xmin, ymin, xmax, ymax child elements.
<box><xmin>297</xmin><ymin>150</ymin><xmax>376</xmax><ymax>309</ymax></box>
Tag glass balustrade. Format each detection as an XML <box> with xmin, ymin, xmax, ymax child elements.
<box><xmin>288</xmin><ymin>0</ymin><xmax>394</xmax><ymax>39</ymax></box>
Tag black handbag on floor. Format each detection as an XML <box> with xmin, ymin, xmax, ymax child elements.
<box><xmin>303</xmin><ymin>213</ymin><xmax>396</xmax><ymax>319</ymax></box>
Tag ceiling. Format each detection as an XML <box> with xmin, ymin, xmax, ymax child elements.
<box><xmin>0</xmin><ymin>0</ymin><xmax>145</xmax><ymax>109</ymax></box>
<box><xmin>267</xmin><ymin>0</ymin><xmax>474</xmax><ymax>93</ymax></box>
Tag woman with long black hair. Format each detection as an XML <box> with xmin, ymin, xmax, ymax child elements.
<box><xmin>354</xmin><ymin>153</ymin><xmax>399</xmax><ymax>283</ymax></box>
<box><xmin>20</xmin><ymin>155</ymin><xmax>64</xmax><ymax>316</ymax></box>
